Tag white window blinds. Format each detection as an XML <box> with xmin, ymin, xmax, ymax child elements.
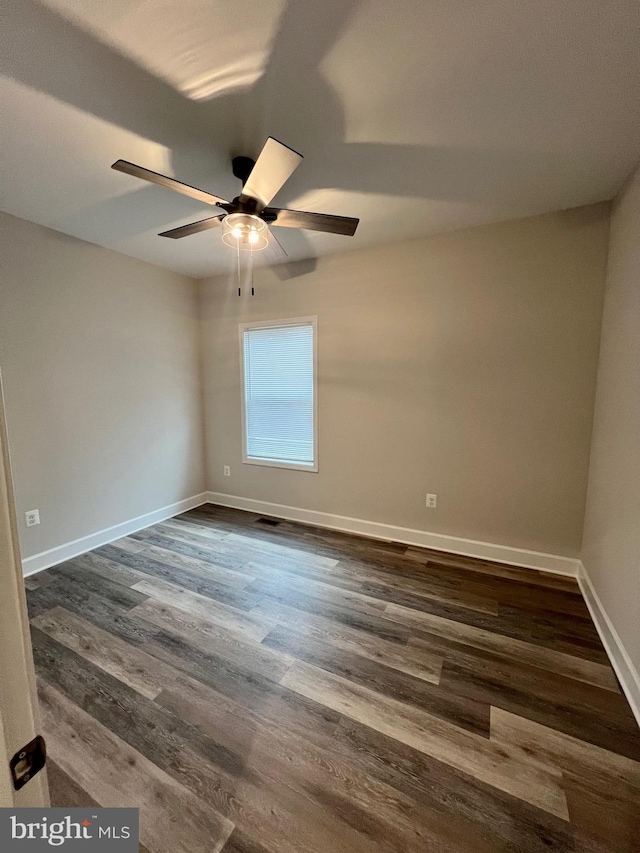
<box><xmin>241</xmin><ymin>319</ymin><xmax>316</xmax><ymax>470</ymax></box>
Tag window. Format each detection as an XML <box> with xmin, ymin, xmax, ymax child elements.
<box><xmin>240</xmin><ymin>317</ymin><xmax>317</xmax><ymax>471</ymax></box>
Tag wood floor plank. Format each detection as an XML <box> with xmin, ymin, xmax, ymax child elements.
<box><xmin>100</xmin><ymin>544</ymin><xmax>263</xmax><ymax>610</ymax></box>
<box><xmin>24</xmin><ymin>573</ymin><xmax>54</xmax><ymax>591</ymax></box>
<box><xmin>153</xmin><ymin>680</ymin><xmax>409</xmax><ymax>853</ymax></box>
<box><xmin>495</xmin><ymin>601</ymin><xmax>606</xmax><ymax>661</ymax></box>
<box><xmin>225</xmin><ymin>531</ymin><xmax>340</xmax><ymax>570</ymax></box>
<box><xmin>333</xmin><ymin>717</ymin><xmax>580</xmax><ymax>853</ymax></box>
<box><xmin>155</xmin><ymin>656</ymin><xmax>341</xmax><ymax>756</ymax></box>
<box><xmin>165</xmin><ymin>653</ymin><xmax>315</xmax><ymax>745</ymax></box>
<box><xmin>141</xmin><ymin>629</ymin><xmax>302</xmax><ymax>715</ymax></box>
<box><xmin>494</xmin><ymin>584</ymin><xmax>593</xmax><ymax>619</ymax></box>
<box><xmin>254</xmin><ymin>598</ymin><xmax>442</xmax><ymax>684</ymax></box>
<box><xmin>360</xmin><ymin>579</ymin><xmax>499</xmax><ymax>615</ymax></box>
<box><xmin>249</xmin><ymin>583</ymin><xmax>410</xmax><ymax>644</ymax></box>
<box><xmin>130</xmin><ymin>598</ymin><xmax>294</xmax><ymax>682</ymax></box>
<box><xmin>157</xmin><ymin>678</ymin><xmax>496</xmax><ymax>853</ymax></box>
<box><xmin>490</xmin><ymin>713</ymin><xmax>640</xmax><ymax>851</ymax></box>
<box><xmin>28</xmin><ymin>578</ymin><xmax>156</xmax><ymax>647</ymax></box>
<box><xmin>263</xmin><ymin>625</ymin><xmax>489</xmax><ymax>736</ymax></box>
<box><xmin>68</xmin><ymin>550</ymin><xmax>149</xmax><ymax>587</ymax></box>
<box><xmin>183</xmin><ymin>512</ymin><xmax>403</xmax><ymax>570</ymax></box>
<box><xmin>181</xmin><ymin>508</ymin><xmax>261</xmax><ymax>531</ymax></box>
<box><xmin>47</xmin><ymin>563</ymin><xmax>149</xmax><ymax>611</ymax></box>
<box><xmin>32</xmin><ymin>626</ymin><xmax>244</xmax><ymax>768</ymax></box>
<box><xmin>25</xmin><ymin>575</ymin><xmax>150</xmax><ymax>632</ymax></box>
<box><xmin>38</xmin><ymin>681</ymin><xmax>234</xmax><ymax>853</ymax></box>
<box><xmin>222</xmin><ymin>829</ymin><xmax>277</xmax><ymax>853</ymax></box>
<box><xmin>379</xmin><ymin>581</ymin><xmax>605</xmax><ymax>657</ymax></box>
<box><xmin>490</xmin><ymin>707</ymin><xmax>640</xmax><ymax>797</ymax></box>
<box><xmin>176</xmin><ymin>517</ymin><xmax>344</xmax><ymax>570</ymax></box>
<box><xmin>109</xmin><ymin>535</ymin><xmax>150</xmax><ymax>554</ymax></box>
<box><xmin>562</xmin><ymin>774</ymin><xmax>640</xmax><ymax>852</ymax></box>
<box><xmin>155</xmin><ymin>664</ymin><xmax>341</xmax><ymax>758</ymax></box>
<box><xmin>33</xmin><ymin>612</ymin><xmax>338</xmax><ymax>787</ymax></box>
<box><xmin>130</xmin><ymin>575</ymin><xmax>274</xmax><ymax>642</ymax></box>
<box><xmin>130</xmin><ymin>531</ymin><xmax>257</xmax><ymax>572</ymax></box>
<box><xmin>145</xmin><ymin>522</ymin><xmax>233</xmax><ymax>550</ymax></box>
<box><xmin>439</xmin><ymin>653</ymin><xmax>640</xmax><ymax>760</ymax></box>
<box><xmin>245</xmin><ymin>573</ymin><xmax>388</xmax><ymax>618</ymax></box>
<box><xmin>375</xmin><ymin>591</ymin><xmax>606</xmax><ymax>663</ymax></box>
<box><xmin>242</xmin><ymin>555</ymin><xmax>370</xmax><ymax>596</ymax></box>
<box><xmin>168</xmin><ymin>741</ymin><xmax>396</xmax><ymax>853</ymax></box>
<box><xmin>136</xmin><ymin>542</ymin><xmax>256</xmax><ymax>587</ymax></box>
<box><xmin>46</xmin><ymin>758</ymin><xmax>101</xmax><ymax>808</ymax></box>
<box><xmin>281</xmin><ymin>660</ymin><xmax>570</xmax><ymax>819</ymax></box>
<box><xmin>46</xmin><ymin>764</ymin><xmax>157</xmax><ymax>846</ymax></box>
<box><xmin>27</xmin><ymin>504</ymin><xmax>638</xmax><ymax>852</ymax></box>
<box><xmin>32</xmin><ymin>606</ymin><xmax>171</xmax><ymax>699</ymax></box>
<box><xmin>387</xmin><ymin>603</ymin><xmax>620</xmax><ymax>691</ymax></box>
<box><xmin>403</xmin><ymin>548</ymin><xmax>580</xmax><ymax>591</ymax></box>
<box><xmin>154</xmin><ymin>518</ymin><xmax>230</xmax><ymax>542</ymax></box>
<box><xmin>333</xmin><ymin>557</ymin><xmax>513</xmax><ymax>613</ymax></box>
<box><xmin>339</xmin><ymin>555</ymin><xmax>589</xmax><ymax>623</ymax></box>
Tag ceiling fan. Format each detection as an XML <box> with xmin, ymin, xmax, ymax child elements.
<box><xmin>111</xmin><ymin>138</ymin><xmax>359</xmax><ymax>255</ymax></box>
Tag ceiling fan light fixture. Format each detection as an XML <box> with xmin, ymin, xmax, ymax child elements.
<box><xmin>222</xmin><ymin>212</ymin><xmax>269</xmax><ymax>251</ymax></box>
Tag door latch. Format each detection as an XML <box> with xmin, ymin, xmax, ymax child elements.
<box><xmin>10</xmin><ymin>735</ymin><xmax>46</xmax><ymax>790</ymax></box>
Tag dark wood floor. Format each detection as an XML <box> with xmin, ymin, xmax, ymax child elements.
<box><xmin>25</xmin><ymin>505</ymin><xmax>640</xmax><ymax>852</ymax></box>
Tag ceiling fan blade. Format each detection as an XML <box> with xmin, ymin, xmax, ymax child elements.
<box><xmin>267</xmin><ymin>227</ymin><xmax>288</xmax><ymax>258</ymax></box>
<box><xmin>112</xmin><ymin>160</ymin><xmax>229</xmax><ymax>206</ymax></box>
<box><xmin>265</xmin><ymin>207</ymin><xmax>359</xmax><ymax>237</ymax></box>
<box><xmin>241</xmin><ymin>138</ymin><xmax>303</xmax><ymax>208</ymax></box>
<box><xmin>158</xmin><ymin>215</ymin><xmax>224</xmax><ymax>239</ymax></box>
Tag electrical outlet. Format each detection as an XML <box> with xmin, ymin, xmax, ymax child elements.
<box><xmin>426</xmin><ymin>494</ymin><xmax>437</xmax><ymax>508</ymax></box>
<box><xmin>223</xmin><ymin>465</ymin><xmax>231</xmax><ymax>477</ymax></box>
<box><xmin>25</xmin><ymin>509</ymin><xmax>40</xmax><ymax>527</ymax></box>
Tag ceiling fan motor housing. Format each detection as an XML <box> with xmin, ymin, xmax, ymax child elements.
<box><xmin>232</xmin><ymin>156</ymin><xmax>256</xmax><ymax>185</ymax></box>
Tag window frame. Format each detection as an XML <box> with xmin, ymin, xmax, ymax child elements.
<box><xmin>239</xmin><ymin>316</ymin><xmax>318</xmax><ymax>473</ymax></box>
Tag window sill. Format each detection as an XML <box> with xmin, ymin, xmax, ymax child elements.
<box><xmin>242</xmin><ymin>456</ymin><xmax>318</xmax><ymax>473</ymax></box>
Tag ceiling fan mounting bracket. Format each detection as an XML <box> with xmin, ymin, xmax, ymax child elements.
<box><xmin>232</xmin><ymin>155</ymin><xmax>256</xmax><ymax>185</ymax></box>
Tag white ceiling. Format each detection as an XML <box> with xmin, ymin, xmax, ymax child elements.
<box><xmin>1</xmin><ymin>0</ymin><xmax>638</xmax><ymax>279</ymax></box>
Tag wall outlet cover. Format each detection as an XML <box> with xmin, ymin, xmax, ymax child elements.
<box><xmin>25</xmin><ymin>509</ymin><xmax>40</xmax><ymax>527</ymax></box>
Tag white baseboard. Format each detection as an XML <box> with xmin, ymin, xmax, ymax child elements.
<box><xmin>578</xmin><ymin>561</ymin><xmax>640</xmax><ymax>728</ymax></box>
<box><xmin>21</xmin><ymin>493</ymin><xmax>209</xmax><ymax>576</ymax></box>
<box><xmin>205</xmin><ymin>492</ymin><xmax>580</xmax><ymax>577</ymax></box>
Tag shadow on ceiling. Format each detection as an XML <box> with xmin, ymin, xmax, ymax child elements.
<box><xmin>3</xmin><ymin>0</ymin><xmax>593</xmax><ymax>275</ymax></box>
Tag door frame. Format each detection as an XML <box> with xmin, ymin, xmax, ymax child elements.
<box><xmin>0</xmin><ymin>369</ymin><xmax>49</xmax><ymax>807</ymax></box>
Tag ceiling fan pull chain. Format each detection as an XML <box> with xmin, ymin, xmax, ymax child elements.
<box><xmin>237</xmin><ymin>243</ymin><xmax>241</xmax><ymax>296</ymax></box>
<box><xmin>250</xmin><ymin>247</ymin><xmax>255</xmax><ymax>296</ymax></box>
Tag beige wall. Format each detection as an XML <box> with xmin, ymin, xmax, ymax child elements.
<box><xmin>582</xmin><ymin>167</ymin><xmax>640</xmax><ymax>671</ymax></box>
<box><xmin>0</xmin><ymin>201</ymin><xmax>614</xmax><ymax>566</ymax></box>
<box><xmin>0</xmin><ymin>212</ymin><xmax>205</xmax><ymax>560</ymax></box>
<box><xmin>200</xmin><ymin>203</ymin><xmax>609</xmax><ymax>557</ymax></box>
